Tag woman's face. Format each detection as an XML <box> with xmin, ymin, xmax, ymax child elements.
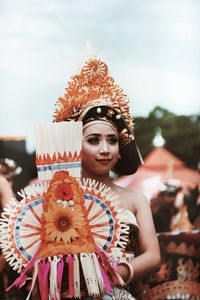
<box><xmin>82</xmin><ymin>123</ymin><xmax>119</xmax><ymax>176</ymax></box>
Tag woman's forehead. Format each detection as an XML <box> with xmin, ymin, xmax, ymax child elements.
<box><xmin>83</xmin><ymin>122</ymin><xmax>117</xmax><ymax>135</ymax></box>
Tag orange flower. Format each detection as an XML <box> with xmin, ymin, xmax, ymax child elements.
<box><xmin>44</xmin><ymin>203</ymin><xmax>85</xmax><ymax>243</ymax></box>
<box><xmin>82</xmin><ymin>59</ymin><xmax>108</xmax><ymax>81</ymax></box>
<box><xmin>55</xmin><ymin>183</ymin><xmax>73</xmax><ymax>201</ymax></box>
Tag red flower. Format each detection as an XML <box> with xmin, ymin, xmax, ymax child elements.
<box><xmin>55</xmin><ymin>183</ymin><xmax>74</xmax><ymax>201</ymax></box>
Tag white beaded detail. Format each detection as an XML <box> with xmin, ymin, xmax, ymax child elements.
<box><xmin>97</xmin><ymin>107</ymin><xmax>101</xmax><ymax>113</ymax></box>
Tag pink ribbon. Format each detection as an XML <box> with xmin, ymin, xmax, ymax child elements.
<box><xmin>6</xmin><ymin>250</ymin><xmax>40</xmax><ymax>291</ymax></box>
<box><xmin>38</xmin><ymin>258</ymin><xmax>50</xmax><ymax>300</ymax></box>
<box><xmin>66</xmin><ymin>255</ymin><xmax>74</xmax><ymax>298</ymax></box>
<box><xmin>98</xmin><ymin>259</ymin><xmax>112</xmax><ymax>293</ymax></box>
<box><xmin>57</xmin><ymin>256</ymin><xmax>64</xmax><ymax>297</ymax></box>
<box><xmin>96</xmin><ymin>248</ymin><xmax>120</xmax><ymax>288</ymax></box>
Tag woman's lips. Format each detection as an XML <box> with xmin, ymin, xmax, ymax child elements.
<box><xmin>96</xmin><ymin>159</ymin><xmax>112</xmax><ymax>164</ymax></box>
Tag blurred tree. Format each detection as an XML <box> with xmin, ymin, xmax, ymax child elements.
<box><xmin>134</xmin><ymin>106</ymin><xmax>200</xmax><ymax>169</ymax></box>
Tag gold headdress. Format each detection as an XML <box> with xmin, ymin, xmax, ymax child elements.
<box><xmin>54</xmin><ymin>58</ymin><xmax>134</xmax><ymax>132</ymax></box>
<box><xmin>54</xmin><ymin>57</ymin><xmax>142</xmax><ymax>175</ymax></box>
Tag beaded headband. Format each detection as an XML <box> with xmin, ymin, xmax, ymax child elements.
<box><xmin>83</xmin><ymin>120</ymin><xmax>118</xmax><ymax>136</ymax></box>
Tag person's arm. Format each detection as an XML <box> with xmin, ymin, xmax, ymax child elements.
<box><xmin>0</xmin><ymin>176</ymin><xmax>13</xmax><ymax>273</ymax></box>
<box><xmin>0</xmin><ymin>175</ymin><xmax>13</xmax><ymax>209</ymax></box>
<box><xmin>118</xmin><ymin>191</ymin><xmax>161</xmax><ymax>282</ymax></box>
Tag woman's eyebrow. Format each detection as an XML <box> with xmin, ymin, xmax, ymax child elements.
<box><xmin>84</xmin><ymin>133</ymin><xmax>118</xmax><ymax>138</ymax></box>
<box><xmin>84</xmin><ymin>133</ymin><xmax>101</xmax><ymax>138</ymax></box>
<box><xmin>107</xmin><ymin>134</ymin><xmax>118</xmax><ymax>137</ymax></box>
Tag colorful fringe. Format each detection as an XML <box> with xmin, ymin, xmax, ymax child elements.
<box><xmin>7</xmin><ymin>250</ymin><xmax>123</xmax><ymax>300</ymax></box>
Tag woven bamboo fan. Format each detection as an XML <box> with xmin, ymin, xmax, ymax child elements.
<box><xmin>35</xmin><ymin>122</ymin><xmax>82</xmax><ymax>180</ymax></box>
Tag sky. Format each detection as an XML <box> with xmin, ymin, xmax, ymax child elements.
<box><xmin>0</xmin><ymin>0</ymin><xmax>200</xmax><ymax>152</ymax></box>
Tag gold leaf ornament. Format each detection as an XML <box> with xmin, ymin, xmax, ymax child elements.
<box><xmin>54</xmin><ymin>58</ymin><xmax>134</xmax><ymax>132</ymax></box>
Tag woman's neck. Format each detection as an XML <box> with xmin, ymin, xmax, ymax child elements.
<box><xmin>81</xmin><ymin>169</ymin><xmax>113</xmax><ymax>188</ymax></box>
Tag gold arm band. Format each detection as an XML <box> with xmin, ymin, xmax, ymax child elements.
<box><xmin>117</xmin><ymin>261</ymin><xmax>134</xmax><ymax>285</ymax></box>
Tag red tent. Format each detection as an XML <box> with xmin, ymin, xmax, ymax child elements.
<box><xmin>115</xmin><ymin>147</ymin><xmax>200</xmax><ymax>198</ymax></box>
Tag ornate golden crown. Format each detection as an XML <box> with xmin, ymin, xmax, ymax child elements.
<box><xmin>53</xmin><ymin>58</ymin><xmax>134</xmax><ymax>132</ymax></box>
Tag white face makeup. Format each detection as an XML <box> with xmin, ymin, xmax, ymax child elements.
<box><xmin>82</xmin><ymin>122</ymin><xmax>120</xmax><ymax>177</ymax></box>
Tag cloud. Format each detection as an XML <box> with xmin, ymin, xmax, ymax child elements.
<box><xmin>112</xmin><ymin>62</ymin><xmax>200</xmax><ymax>116</ymax></box>
<box><xmin>0</xmin><ymin>0</ymin><xmax>199</xmax><ymax>152</ymax></box>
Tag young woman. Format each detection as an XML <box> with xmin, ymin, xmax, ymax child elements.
<box><xmin>82</xmin><ymin>121</ymin><xmax>160</xmax><ymax>277</ymax></box>
<box><xmin>53</xmin><ymin>57</ymin><xmax>161</xmax><ymax>299</ymax></box>
<box><xmin>77</xmin><ymin>122</ymin><xmax>159</xmax><ymax>300</ymax></box>
<box><xmin>0</xmin><ymin>160</ymin><xmax>27</xmax><ymax>300</ymax></box>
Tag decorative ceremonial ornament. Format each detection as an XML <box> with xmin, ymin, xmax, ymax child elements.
<box><xmin>54</xmin><ymin>58</ymin><xmax>134</xmax><ymax>134</ymax></box>
<box><xmin>0</xmin><ymin>171</ymin><xmax>129</xmax><ymax>299</ymax></box>
<box><xmin>0</xmin><ymin>123</ymin><xmax>131</xmax><ymax>300</ymax></box>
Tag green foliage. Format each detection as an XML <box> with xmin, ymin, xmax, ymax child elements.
<box><xmin>134</xmin><ymin>106</ymin><xmax>200</xmax><ymax>169</ymax></box>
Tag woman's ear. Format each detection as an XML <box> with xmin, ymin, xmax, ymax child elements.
<box><xmin>118</xmin><ymin>154</ymin><xmax>121</xmax><ymax>160</ymax></box>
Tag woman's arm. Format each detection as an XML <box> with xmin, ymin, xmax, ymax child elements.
<box><xmin>118</xmin><ymin>190</ymin><xmax>161</xmax><ymax>282</ymax></box>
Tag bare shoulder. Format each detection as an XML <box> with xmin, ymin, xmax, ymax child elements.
<box><xmin>113</xmin><ymin>184</ymin><xmax>149</xmax><ymax>214</ymax></box>
<box><xmin>0</xmin><ymin>175</ymin><xmax>8</xmax><ymax>185</ymax></box>
<box><xmin>0</xmin><ymin>175</ymin><xmax>11</xmax><ymax>191</ymax></box>
<box><xmin>0</xmin><ymin>175</ymin><xmax>13</xmax><ymax>208</ymax></box>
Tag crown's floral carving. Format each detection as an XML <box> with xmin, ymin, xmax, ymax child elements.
<box><xmin>54</xmin><ymin>59</ymin><xmax>134</xmax><ymax>131</ymax></box>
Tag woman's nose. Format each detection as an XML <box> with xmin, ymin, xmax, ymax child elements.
<box><xmin>99</xmin><ymin>140</ymin><xmax>110</xmax><ymax>154</ymax></box>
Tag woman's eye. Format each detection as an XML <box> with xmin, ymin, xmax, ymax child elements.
<box><xmin>87</xmin><ymin>137</ymin><xmax>100</xmax><ymax>145</ymax></box>
<box><xmin>108</xmin><ymin>137</ymin><xmax>118</xmax><ymax>145</ymax></box>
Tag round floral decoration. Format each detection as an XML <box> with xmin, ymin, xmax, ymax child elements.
<box><xmin>82</xmin><ymin>59</ymin><xmax>108</xmax><ymax>82</ymax></box>
<box><xmin>44</xmin><ymin>203</ymin><xmax>86</xmax><ymax>243</ymax></box>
